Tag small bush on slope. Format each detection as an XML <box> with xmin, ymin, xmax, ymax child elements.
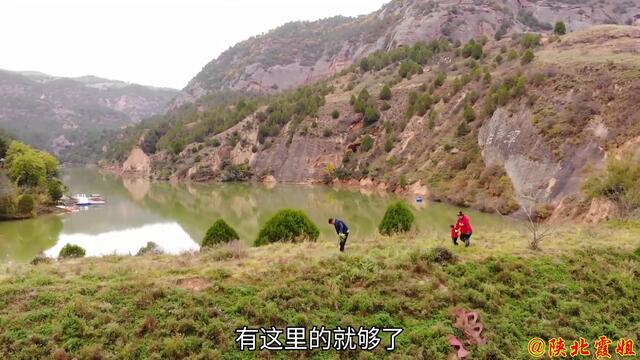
<box><xmin>58</xmin><ymin>244</ymin><xmax>86</xmax><ymax>259</ymax></box>
<box><xmin>255</xmin><ymin>209</ymin><xmax>319</xmax><ymax>246</ymax></box>
<box><xmin>379</xmin><ymin>201</ymin><xmax>415</xmax><ymax>235</ymax></box>
<box><xmin>203</xmin><ymin>220</ymin><xmax>240</xmax><ymax>247</ymax></box>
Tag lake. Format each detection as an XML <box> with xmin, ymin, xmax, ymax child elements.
<box><xmin>0</xmin><ymin>168</ymin><xmax>512</xmax><ymax>263</ymax></box>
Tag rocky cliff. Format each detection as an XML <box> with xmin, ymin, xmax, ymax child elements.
<box><xmin>176</xmin><ymin>0</ymin><xmax>640</xmax><ymax>107</ymax></box>
<box><xmin>110</xmin><ymin>24</ymin><xmax>640</xmax><ymax>220</ymax></box>
<box><xmin>0</xmin><ymin>70</ymin><xmax>179</xmax><ymax>156</ymax></box>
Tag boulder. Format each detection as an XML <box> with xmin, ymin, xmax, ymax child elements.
<box><xmin>584</xmin><ymin>197</ymin><xmax>619</xmax><ymax>223</ymax></box>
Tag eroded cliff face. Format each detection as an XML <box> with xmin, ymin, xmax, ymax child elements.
<box><xmin>478</xmin><ymin>106</ymin><xmax>605</xmax><ymax>206</ymax></box>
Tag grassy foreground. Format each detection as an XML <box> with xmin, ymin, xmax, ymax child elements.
<box><xmin>0</xmin><ymin>225</ymin><xmax>639</xmax><ymax>359</ymax></box>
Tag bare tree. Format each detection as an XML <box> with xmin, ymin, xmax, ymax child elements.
<box><xmin>520</xmin><ymin>201</ymin><xmax>554</xmax><ymax>250</ymax></box>
<box><xmin>495</xmin><ymin>196</ymin><xmax>555</xmax><ymax>251</ymax></box>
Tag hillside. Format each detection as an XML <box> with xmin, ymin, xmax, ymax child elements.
<box><xmin>100</xmin><ymin>24</ymin><xmax>640</xmax><ymax>220</ymax></box>
<box><xmin>0</xmin><ymin>70</ymin><xmax>179</xmax><ymax>157</ymax></box>
<box><xmin>175</xmin><ymin>0</ymin><xmax>640</xmax><ymax>106</ymax></box>
<box><xmin>1</xmin><ymin>223</ymin><xmax>639</xmax><ymax>358</ymax></box>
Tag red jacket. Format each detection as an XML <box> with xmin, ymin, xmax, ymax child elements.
<box><xmin>451</xmin><ymin>226</ymin><xmax>459</xmax><ymax>238</ymax></box>
<box><xmin>457</xmin><ymin>215</ymin><xmax>473</xmax><ymax>235</ymax></box>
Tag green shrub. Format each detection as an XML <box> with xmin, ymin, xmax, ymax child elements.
<box><xmin>136</xmin><ymin>242</ymin><xmax>163</xmax><ymax>256</ymax></box>
<box><xmin>331</xmin><ymin>110</ymin><xmax>340</xmax><ymax>119</ymax></box>
<box><xmin>426</xmin><ymin>247</ymin><xmax>457</xmax><ymax>265</ymax></box>
<box><xmin>521</xmin><ymin>49</ymin><xmax>534</xmax><ymax>65</ymax></box>
<box><xmin>0</xmin><ymin>195</ymin><xmax>16</xmax><ymax>217</ymax></box>
<box><xmin>47</xmin><ymin>179</ymin><xmax>65</xmax><ymax>202</ymax></box>
<box><xmin>255</xmin><ymin>209</ymin><xmax>320</xmax><ymax>246</ymax></box>
<box><xmin>353</xmin><ymin>98</ymin><xmax>366</xmax><ymax>114</ymax></box>
<box><xmin>203</xmin><ymin>220</ymin><xmax>240</xmax><ymax>247</ymax></box>
<box><xmin>322</xmin><ymin>128</ymin><xmax>333</xmax><ymax>137</ymax></box>
<box><xmin>378</xmin><ymin>202</ymin><xmax>415</xmax><ymax>235</ymax></box>
<box><xmin>554</xmin><ymin>21</ymin><xmax>566</xmax><ymax>35</ymax></box>
<box><xmin>363</xmin><ymin>106</ymin><xmax>380</xmax><ymax>126</ymax></box>
<box><xmin>384</xmin><ymin>138</ymin><xmax>394</xmax><ymax>153</ymax></box>
<box><xmin>463</xmin><ymin>104</ymin><xmax>476</xmax><ymax>122</ymax></box>
<box><xmin>584</xmin><ymin>154</ymin><xmax>640</xmax><ymax>217</ymax></box>
<box><xmin>59</xmin><ymin>244</ymin><xmax>86</xmax><ymax>259</ymax></box>
<box><xmin>456</xmin><ymin>121</ymin><xmax>470</xmax><ymax>137</ymax></box>
<box><xmin>380</xmin><ymin>101</ymin><xmax>391</xmax><ymax>111</ymax></box>
<box><xmin>398</xmin><ymin>60</ymin><xmax>423</xmax><ymax>78</ymax></box>
<box><xmin>379</xmin><ymin>85</ymin><xmax>392</xmax><ymax>100</ymax></box>
<box><xmin>433</xmin><ymin>72</ymin><xmax>446</xmax><ymax>87</ymax></box>
<box><xmin>17</xmin><ymin>194</ymin><xmax>34</xmax><ymax>215</ymax></box>
<box><xmin>520</xmin><ymin>33</ymin><xmax>541</xmax><ymax>48</ymax></box>
<box><xmin>461</xmin><ymin>39</ymin><xmax>483</xmax><ymax>60</ymax></box>
<box><xmin>361</xmin><ymin>135</ymin><xmax>374</xmax><ymax>152</ymax></box>
<box><xmin>428</xmin><ymin>111</ymin><xmax>437</xmax><ymax>129</ymax></box>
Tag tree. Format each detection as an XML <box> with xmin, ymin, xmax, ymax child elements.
<box><xmin>353</xmin><ymin>98</ymin><xmax>366</xmax><ymax>114</ymax></box>
<box><xmin>363</xmin><ymin>106</ymin><xmax>380</xmax><ymax>126</ymax></box>
<box><xmin>433</xmin><ymin>72</ymin><xmax>446</xmax><ymax>88</ymax></box>
<box><xmin>384</xmin><ymin>138</ymin><xmax>394</xmax><ymax>152</ymax></box>
<box><xmin>8</xmin><ymin>152</ymin><xmax>46</xmax><ymax>188</ymax></box>
<box><xmin>379</xmin><ymin>202</ymin><xmax>415</xmax><ymax>235</ymax></box>
<box><xmin>461</xmin><ymin>39</ymin><xmax>483</xmax><ymax>60</ymax></box>
<box><xmin>361</xmin><ymin>135</ymin><xmax>374</xmax><ymax>152</ymax></box>
<box><xmin>202</xmin><ymin>219</ymin><xmax>240</xmax><ymax>247</ymax></box>
<box><xmin>59</xmin><ymin>244</ymin><xmax>86</xmax><ymax>259</ymax></box>
<box><xmin>456</xmin><ymin>121</ymin><xmax>470</xmax><ymax>137</ymax></box>
<box><xmin>17</xmin><ymin>194</ymin><xmax>34</xmax><ymax>215</ymax></box>
<box><xmin>331</xmin><ymin>110</ymin><xmax>340</xmax><ymax>119</ymax></box>
<box><xmin>255</xmin><ymin>209</ymin><xmax>320</xmax><ymax>246</ymax></box>
<box><xmin>463</xmin><ymin>104</ymin><xmax>476</xmax><ymax>122</ymax></box>
<box><xmin>554</xmin><ymin>21</ymin><xmax>566</xmax><ymax>35</ymax></box>
<box><xmin>358</xmin><ymin>88</ymin><xmax>370</xmax><ymax>102</ymax></box>
<box><xmin>47</xmin><ymin>179</ymin><xmax>65</xmax><ymax>202</ymax></box>
<box><xmin>379</xmin><ymin>85</ymin><xmax>392</xmax><ymax>100</ymax></box>
<box><xmin>521</xmin><ymin>49</ymin><xmax>535</xmax><ymax>65</ymax></box>
<box><xmin>398</xmin><ymin>60</ymin><xmax>423</xmax><ymax>78</ymax></box>
<box><xmin>520</xmin><ymin>33</ymin><xmax>541</xmax><ymax>49</ymax></box>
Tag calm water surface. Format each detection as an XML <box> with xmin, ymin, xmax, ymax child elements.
<box><xmin>0</xmin><ymin>168</ymin><xmax>512</xmax><ymax>262</ymax></box>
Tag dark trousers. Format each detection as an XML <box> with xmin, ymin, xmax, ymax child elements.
<box><xmin>460</xmin><ymin>233</ymin><xmax>472</xmax><ymax>247</ymax></box>
<box><xmin>452</xmin><ymin>237</ymin><xmax>459</xmax><ymax>245</ymax></box>
<box><xmin>339</xmin><ymin>232</ymin><xmax>349</xmax><ymax>252</ymax></box>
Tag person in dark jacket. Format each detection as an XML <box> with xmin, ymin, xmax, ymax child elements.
<box><xmin>456</xmin><ymin>211</ymin><xmax>473</xmax><ymax>247</ymax></box>
<box><xmin>329</xmin><ymin>218</ymin><xmax>349</xmax><ymax>252</ymax></box>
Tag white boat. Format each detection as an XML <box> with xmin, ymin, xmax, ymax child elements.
<box><xmin>73</xmin><ymin>194</ymin><xmax>106</xmax><ymax>206</ymax></box>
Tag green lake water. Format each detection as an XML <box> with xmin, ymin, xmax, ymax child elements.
<box><xmin>0</xmin><ymin>168</ymin><xmax>512</xmax><ymax>263</ymax></box>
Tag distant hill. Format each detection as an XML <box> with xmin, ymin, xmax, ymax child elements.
<box><xmin>174</xmin><ymin>0</ymin><xmax>640</xmax><ymax>107</ymax></box>
<box><xmin>0</xmin><ymin>70</ymin><xmax>179</xmax><ymax>155</ymax></box>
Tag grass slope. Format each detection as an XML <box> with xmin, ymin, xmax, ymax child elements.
<box><xmin>0</xmin><ymin>225</ymin><xmax>639</xmax><ymax>359</ymax></box>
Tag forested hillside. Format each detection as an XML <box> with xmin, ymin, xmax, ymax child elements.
<box><xmin>93</xmin><ymin>24</ymin><xmax>640</xmax><ymax>220</ymax></box>
<box><xmin>175</xmin><ymin>0</ymin><xmax>640</xmax><ymax>106</ymax></box>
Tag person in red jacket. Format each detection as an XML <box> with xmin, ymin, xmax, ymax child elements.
<box><xmin>450</xmin><ymin>224</ymin><xmax>460</xmax><ymax>245</ymax></box>
<box><xmin>456</xmin><ymin>211</ymin><xmax>473</xmax><ymax>247</ymax></box>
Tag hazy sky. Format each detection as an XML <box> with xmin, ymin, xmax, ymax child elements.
<box><xmin>0</xmin><ymin>0</ymin><xmax>388</xmax><ymax>89</ymax></box>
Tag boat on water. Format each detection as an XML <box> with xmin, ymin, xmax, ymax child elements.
<box><xmin>56</xmin><ymin>205</ymin><xmax>80</xmax><ymax>213</ymax></box>
<box><xmin>72</xmin><ymin>194</ymin><xmax>106</xmax><ymax>206</ymax></box>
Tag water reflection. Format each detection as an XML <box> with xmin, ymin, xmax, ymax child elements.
<box><xmin>44</xmin><ymin>222</ymin><xmax>197</xmax><ymax>257</ymax></box>
<box><xmin>0</xmin><ymin>168</ymin><xmax>513</xmax><ymax>263</ymax></box>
